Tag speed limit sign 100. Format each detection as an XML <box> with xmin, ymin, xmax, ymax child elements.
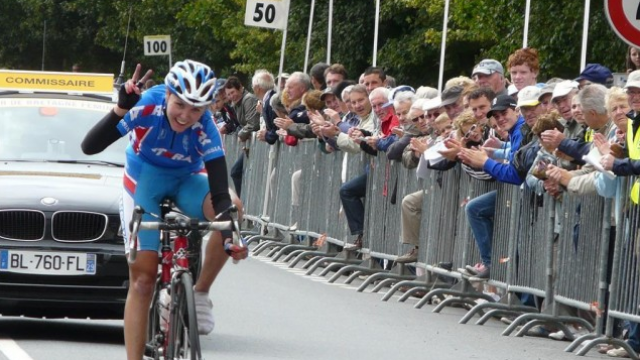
<box><xmin>143</xmin><ymin>35</ymin><xmax>171</xmax><ymax>56</ymax></box>
<box><xmin>244</xmin><ymin>0</ymin><xmax>290</xmax><ymax>30</ymax></box>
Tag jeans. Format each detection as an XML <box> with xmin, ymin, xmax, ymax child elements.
<box><xmin>230</xmin><ymin>153</ymin><xmax>244</xmax><ymax>198</ymax></box>
<box><xmin>629</xmin><ymin>321</ymin><xmax>640</xmax><ymax>351</ymax></box>
<box><xmin>340</xmin><ymin>173</ymin><xmax>368</xmax><ymax>235</ymax></box>
<box><xmin>465</xmin><ymin>190</ymin><xmax>496</xmax><ymax>266</ymax></box>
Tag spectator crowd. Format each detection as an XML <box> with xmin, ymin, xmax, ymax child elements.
<box><xmin>209</xmin><ymin>45</ymin><xmax>640</xmax><ymax>358</ymax></box>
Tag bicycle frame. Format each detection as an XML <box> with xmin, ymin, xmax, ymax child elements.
<box><xmin>130</xmin><ymin>205</ymin><xmax>242</xmax><ymax>360</ymax></box>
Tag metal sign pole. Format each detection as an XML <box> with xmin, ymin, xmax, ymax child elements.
<box><xmin>327</xmin><ymin>0</ymin><xmax>333</xmax><ymax>64</ymax></box>
<box><xmin>372</xmin><ymin>0</ymin><xmax>380</xmax><ymax>66</ymax></box>
<box><xmin>438</xmin><ymin>0</ymin><xmax>450</xmax><ymax>92</ymax></box>
<box><xmin>303</xmin><ymin>0</ymin><xmax>316</xmax><ymax>73</ymax></box>
<box><xmin>523</xmin><ymin>0</ymin><xmax>531</xmax><ymax>48</ymax></box>
<box><xmin>580</xmin><ymin>0</ymin><xmax>590</xmax><ymax>71</ymax></box>
<box><xmin>278</xmin><ymin>27</ymin><xmax>287</xmax><ymax>82</ymax></box>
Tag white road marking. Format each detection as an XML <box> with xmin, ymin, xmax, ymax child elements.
<box><xmin>0</xmin><ymin>339</ymin><xmax>34</xmax><ymax>360</ymax></box>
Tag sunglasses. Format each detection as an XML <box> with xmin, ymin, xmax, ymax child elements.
<box><xmin>427</xmin><ymin>111</ymin><xmax>441</xmax><ymax>119</ymax></box>
<box><xmin>464</xmin><ymin>124</ymin><xmax>478</xmax><ymax>139</ymax></box>
<box><xmin>411</xmin><ymin>114</ymin><xmax>427</xmax><ymax>123</ymax></box>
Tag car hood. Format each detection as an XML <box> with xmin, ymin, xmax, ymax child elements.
<box><xmin>0</xmin><ymin>161</ymin><xmax>123</xmax><ymax>214</ymax></box>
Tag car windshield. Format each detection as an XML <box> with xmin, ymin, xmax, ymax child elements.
<box><xmin>0</xmin><ymin>97</ymin><xmax>128</xmax><ymax>164</ymax></box>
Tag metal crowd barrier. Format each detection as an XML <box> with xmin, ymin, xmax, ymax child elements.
<box><xmin>349</xmin><ymin>154</ymin><xmax>421</xmax><ymax>290</ymax></box>
<box><xmin>463</xmin><ymin>186</ymin><xmax>550</xmax><ymax>325</ymax></box>
<box><xmin>565</xmin><ymin>176</ymin><xmax>640</xmax><ymax>359</ymax></box>
<box><xmin>389</xmin><ymin>168</ymin><xmax>497</xmax><ymax>306</ymax></box>
<box><xmin>230</xmin><ymin>132</ymin><xmax>639</xmax><ymax>359</ymax></box>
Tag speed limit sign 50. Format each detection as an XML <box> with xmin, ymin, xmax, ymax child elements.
<box><xmin>244</xmin><ymin>0</ymin><xmax>290</xmax><ymax>30</ymax></box>
<box><xmin>605</xmin><ymin>0</ymin><xmax>640</xmax><ymax>48</ymax></box>
<box><xmin>144</xmin><ymin>35</ymin><xmax>171</xmax><ymax>56</ymax></box>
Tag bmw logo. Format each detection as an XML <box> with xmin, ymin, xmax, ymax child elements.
<box><xmin>41</xmin><ymin>197</ymin><xmax>58</xmax><ymax>206</ymax></box>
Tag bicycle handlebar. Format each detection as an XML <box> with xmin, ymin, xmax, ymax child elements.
<box><xmin>128</xmin><ymin>205</ymin><xmax>243</xmax><ymax>265</ymax></box>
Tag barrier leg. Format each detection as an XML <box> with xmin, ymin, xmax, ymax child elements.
<box><xmin>381</xmin><ymin>277</ymin><xmax>432</xmax><ymax>302</ymax></box>
<box><xmin>271</xmin><ymin>244</ymin><xmax>316</xmax><ymax>262</ymax></box>
<box><xmin>474</xmin><ymin>305</ymin><xmax>537</xmax><ymax>325</ymax></box>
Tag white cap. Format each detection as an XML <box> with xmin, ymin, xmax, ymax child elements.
<box><xmin>517</xmin><ymin>86</ymin><xmax>541</xmax><ymax>108</ymax></box>
<box><xmin>422</xmin><ymin>97</ymin><xmax>442</xmax><ymax>112</ymax></box>
<box><xmin>626</xmin><ymin>70</ymin><xmax>640</xmax><ymax>89</ymax></box>
<box><xmin>551</xmin><ymin>80</ymin><xmax>579</xmax><ymax>101</ymax></box>
<box><xmin>507</xmin><ymin>84</ymin><xmax>518</xmax><ymax>96</ymax></box>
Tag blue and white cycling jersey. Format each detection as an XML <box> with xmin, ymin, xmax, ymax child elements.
<box><xmin>116</xmin><ymin>85</ymin><xmax>226</xmax><ymax>252</ymax></box>
<box><xmin>116</xmin><ymin>85</ymin><xmax>225</xmax><ymax>174</ymax></box>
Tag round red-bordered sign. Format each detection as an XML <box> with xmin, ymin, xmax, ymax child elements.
<box><xmin>606</xmin><ymin>0</ymin><xmax>640</xmax><ymax>48</ymax></box>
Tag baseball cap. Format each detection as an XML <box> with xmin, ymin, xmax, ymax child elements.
<box><xmin>538</xmin><ymin>78</ymin><xmax>563</xmax><ymax>100</ymax></box>
<box><xmin>277</xmin><ymin>72</ymin><xmax>290</xmax><ymax>82</ymax></box>
<box><xmin>439</xmin><ymin>85</ymin><xmax>464</xmax><ymax>106</ymax></box>
<box><xmin>625</xmin><ymin>70</ymin><xmax>640</xmax><ymax>89</ymax></box>
<box><xmin>507</xmin><ymin>84</ymin><xmax>518</xmax><ymax>96</ymax></box>
<box><xmin>575</xmin><ymin>63</ymin><xmax>613</xmax><ymax>86</ymax></box>
<box><xmin>320</xmin><ymin>86</ymin><xmax>335</xmax><ymax>101</ymax></box>
<box><xmin>551</xmin><ymin>80</ymin><xmax>579</xmax><ymax>101</ymax></box>
<box><xmin>383</xmin><ymin>85</ymin><xmax>415</xmax><ymax>108</ymax></box>
<box><xmin>487</xmin><ymin>95</ymin><xmax>517</xmax><ymax>118</ymax></box>
<box><xmin>472</xmin><ymin>59</ymin><xmax>504</xmax><ymax>76</ymax></box>
<box><xmin>212</xmin><ymin>78</ymin><xmax>227</xmax><ymax>97</ymax></box>
<box><xmin>517</xmin><ymin>86</ymin><xmax>541</xmax><ymax>108</ymax></box>
<box><xmin>422</xmin><ymin>97</ymin><xmax>442</xmax><ymax>112</ymax></box>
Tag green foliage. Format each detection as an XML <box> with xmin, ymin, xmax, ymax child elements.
<box><xmin>0</xmin><ymin>0</ymin><xmax>631</xmax><ymax>88</ymax></box>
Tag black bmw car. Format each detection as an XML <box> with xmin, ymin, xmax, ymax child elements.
<box><xmin>0</xmin><ymin>70</ymin><xmax>130</xmax><ymax>319</ymax></box>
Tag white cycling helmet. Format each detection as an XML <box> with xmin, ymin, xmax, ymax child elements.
<box><xmin>164</xmin><ymin>60</ymin><xmax>217</xmax><ymax>107</ymax></box>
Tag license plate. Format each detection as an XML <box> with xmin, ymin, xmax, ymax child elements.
<box><xmin>0</xmin><ymin>250</ymin><xmax>96</xmax><ymax>275</ymax></box>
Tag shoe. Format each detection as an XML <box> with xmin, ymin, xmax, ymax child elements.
<box><xmin>500</xmin><ymin>315</ymin><xmax>515</xmax><ymax>325</ymax></box>
<box><xmin>464</xmin><ymin>263</ymin><xmax>485</xmax><ymax>275</ymax></box>
<box><xmin>474</xmin><ymin>266</ymin><xmax>490</xmax><ymax>279</ymax></box>
<box><xmin>526</xmin><ymin>325</ymin><xmax>551</xmax><ymax>338</ymax></box>
<box><xmin>607</xmin><ymin>347</ymin><xmax>631</xmax><ymax>358</ymax></box>
<box><xmin>598</xmin><ymin>344</ymin><xmax>616</xmax><ymax>354</ymax></box>
<box><xmin>548</xmin><ymin>330</ymin><xmax>567</xmax><ymax>341</ymax></box>
<box><xmin>548</xmin><ymin>327</ymin><xmax>589</xmax><ymax>341</ymax></box>
<box><xmin>396</xmin><ymin>248</ymin><xmax>418</xmax><ymax>263</ymax></box>
<box><xmin>344</xmin><ymin>235</ymin><xmax>363</xmax><ymax>251</ymax></box>
<box><xmin>437</xmin><ymin>262</ymin><xmax>453</xmax><ymax>271</ymax></box>
<box><xmin>194</xmin><ymin>291</ymin><xmax>215</xmax><ymax>335</ymax></box>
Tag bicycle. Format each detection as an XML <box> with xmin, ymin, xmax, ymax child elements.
<box><xmin>128</xmin><ymin>201</ymin><xmax>243</xmax><ymax>360</ymax></box>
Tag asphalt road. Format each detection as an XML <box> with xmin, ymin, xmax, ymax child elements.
<box><xmin>0</xmin><ymin>253</ymin><xmax>604</xmax><ymax>360</ymax></box>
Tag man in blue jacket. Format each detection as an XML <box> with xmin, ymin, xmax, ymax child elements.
<box><xmin>457</xmin><ymin>95</ymin><xmax>525</xmax><ymax>278</ymax></box>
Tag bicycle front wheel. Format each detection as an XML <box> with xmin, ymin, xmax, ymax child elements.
<box><xmin>145</xmin><ymin>277</ymin><xmax>163</xmax><ymax>360</ymax></box>
<box><xmin>167</xmin><ymin>271</ymin><xmax>201</xmax><ymax>360</ymax></box>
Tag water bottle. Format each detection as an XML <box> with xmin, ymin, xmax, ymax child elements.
<box><xmin>158</xmin><ymin>288</ymin><xmax>170</xmax><ymax>332</ymax></box>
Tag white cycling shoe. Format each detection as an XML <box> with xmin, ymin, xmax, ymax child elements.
<box><xmin>194</xmin><ymin>291</ymin><xmax>215</xmax><ymax>335</ymax></box>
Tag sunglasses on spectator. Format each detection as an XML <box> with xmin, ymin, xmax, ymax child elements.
<box><xmin>464</xmin><ymin>124</ymin><xmax>478</xmax><ymax>139</ymax></box>
<box><xmin>411</xmin><ymin>114</ymin><xmax>427</xmax><ymax>123</ymax></box>
<box><xmin>427</xmin><ymin>111</ymin><xmax>441</xmax><ymax>119</ymax></box>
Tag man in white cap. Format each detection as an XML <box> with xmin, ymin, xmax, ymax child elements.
<box><xmin>517</xmin><ymin>85</ymin><xmax>546</xmax><ymax>146</ymax></box>
<box><xmin>540</xmin><ymin>80</ymin><xmax>584</xmax><ymax>170</ymax></box>
<box><xmin>472</xmin><ymin>59</ymin><xmax>508</xmax><ymax>96</ymax></box>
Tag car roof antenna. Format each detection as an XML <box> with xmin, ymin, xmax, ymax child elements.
<box><xmin>115</xmin><ymin>5</ymin><xmax>133</xmax><ymax>86</ymax></box>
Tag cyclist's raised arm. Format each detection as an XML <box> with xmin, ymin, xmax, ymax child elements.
<box><xmin>81</xmin><ymin>64</ymin><xmax>153</xmax><ymax>155</ymax></box>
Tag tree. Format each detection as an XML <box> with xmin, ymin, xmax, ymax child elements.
<box><xmin>0</xmin><ymin>0</ymin><xmax>632</xmax><ymax>88</ymax></box>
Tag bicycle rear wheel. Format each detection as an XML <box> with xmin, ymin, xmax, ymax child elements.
<box><xmin>167</xmin><ymin>271</ymin><xmax>201</xmax><ymax>360</ymax></box>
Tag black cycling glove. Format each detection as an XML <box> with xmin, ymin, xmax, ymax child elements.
<box><xmin>117</xmin><ymin>82</ymin><xmax>142</xmax><ymax>110</ymax></box>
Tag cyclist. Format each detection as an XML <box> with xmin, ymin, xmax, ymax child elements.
<box><xmin>82</xmin><ymin>60</ymin><xmax>248</xmax><ymax>360</ymax></box>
